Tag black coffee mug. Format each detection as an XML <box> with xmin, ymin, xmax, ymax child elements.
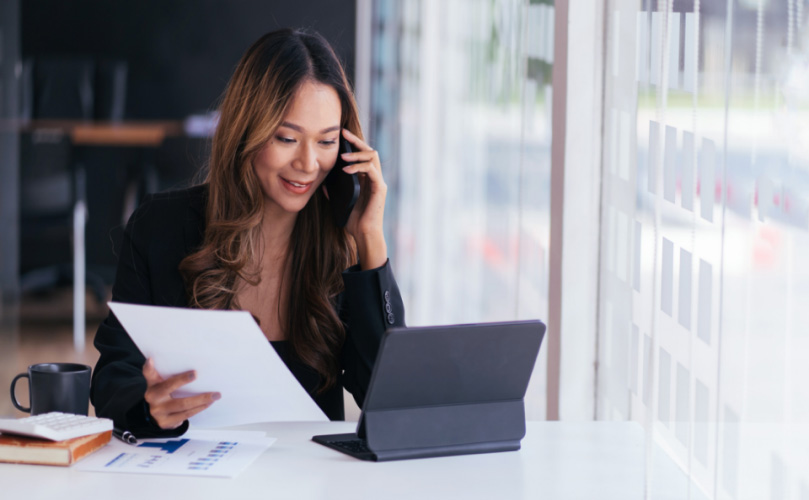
<box><xmin>10</xmin><ymin>363</ymin><xmax>92</xmax><ymax>415</ymax></box>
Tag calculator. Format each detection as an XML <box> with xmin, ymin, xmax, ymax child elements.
<box><xmin>0</xmin><ymin>412</ymin><xmax>113</xmax><ymax>441</ymax></box>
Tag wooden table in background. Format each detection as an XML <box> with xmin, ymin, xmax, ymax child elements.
<box><xmin>21</xmin><ymin>120</ymin><xmax>184</xmax><ymax>146</ymax></box>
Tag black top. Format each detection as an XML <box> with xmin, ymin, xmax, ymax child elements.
<box><xmin>91</xmin><ymin>185</ymin><xmax>405</xmax><ymax>438</ymax></box>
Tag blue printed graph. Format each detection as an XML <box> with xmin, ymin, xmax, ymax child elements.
<box><xmin>137</xmin><ymin>439</ymin><xmax>190</xmax><ymax>454</ymax></box>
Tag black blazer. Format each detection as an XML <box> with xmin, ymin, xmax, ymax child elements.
<box><xmin>91</xmin><ymin>185</ymin><xmax>405</xmax><ymax>438</ymax></box>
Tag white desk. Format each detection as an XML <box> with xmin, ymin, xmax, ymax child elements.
<box><xmin>0</xmin><ymin>421</ymin><xmax>692</xmax><ymax>500</ymax></box>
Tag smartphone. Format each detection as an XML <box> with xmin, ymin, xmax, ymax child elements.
<box><xmin>324</xmin><ymin>135</ymin><xmax>360</xmax><ymax>228</ymax></box>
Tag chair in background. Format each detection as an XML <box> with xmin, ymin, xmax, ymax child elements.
<box><xmin>18</xmin><ymin>56</ymin><xmax>125</xmax><ymax>351</ymax></box>
<box><xmin>18</xmin><ymin>128</ymin><xmax>107</xmax><ymax>305</ymax></box>
<box><xmin>31</xmin><ymin>57</ymin><xmax>95</xmax><ymax>119</ymax></box>
<box><xmin>19</xmin><ymin>129</ymin><xmax>75</xmax><ymax>288</ymax></box>
<box><xmin>95</xmin><ymin>59</ymin><xmax>128</xmax><ymax>122</ymax></box>
<box><xmin>87</xmin><ymin>58</ymin><xmax>133</xmax><ymax>272</ymax></box>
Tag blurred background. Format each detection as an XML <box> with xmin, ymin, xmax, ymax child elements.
<box><xmin>2</xmin><ymin>0</ymin><xmax>808</xmax><ymax>498</ymax></box>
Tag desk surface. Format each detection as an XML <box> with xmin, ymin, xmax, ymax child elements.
<box><xmin>0</xmin><ymin>421</ymin><xmax>692</xmax><ymax>500</ymax></box>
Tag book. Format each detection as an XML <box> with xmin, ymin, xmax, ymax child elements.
<box><xmin>0</xmin><ymin>430</ymin><xmax>112</xmax><ymax>466</ymax></box>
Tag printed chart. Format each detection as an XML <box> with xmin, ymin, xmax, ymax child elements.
<box><xmin>77</xmin><ymin>431</ymin><xmax>275</xmax><ymax>478</ymax></box>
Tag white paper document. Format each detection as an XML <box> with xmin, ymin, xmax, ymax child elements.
<box><xmin>108</xmin><ymin>302</ymin><xmax>328</xmax><ymax>427</ymax></box>
<box><xmin>76</xmin><ymin>430</ymin><xmax>275</xmax><ymax>478</ymax></box>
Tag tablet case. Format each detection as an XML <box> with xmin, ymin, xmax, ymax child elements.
<box><xmin>313</xmin><ymin>320</ymin><xmax>545</xmax><ymax>461</ymax></box>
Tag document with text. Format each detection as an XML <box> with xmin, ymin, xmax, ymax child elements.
<box><xmin>108</xmin><ymin>302</ymin><xmax>328</xmax><ymax>427</ymax></box>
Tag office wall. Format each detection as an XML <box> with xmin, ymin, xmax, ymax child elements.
<box><xmin>21</xmin><ymin>0</ymin><xmax>356</xmax><ymax>119</ymax></box>
<box><xmin>370</xmin><ymin>0</ymin><xmax>556</xmax><ymax>420</ymax></box>
<box><xmin>599</xmin><ymin>0</ymin><xmax>809</xmax><ymax>497</ymax></box>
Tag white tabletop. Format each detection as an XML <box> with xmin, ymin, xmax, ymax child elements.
<box><xmin>0</xmin><ymin>421</ymin><xmax>690</xmax><ymax>500</ymax></box>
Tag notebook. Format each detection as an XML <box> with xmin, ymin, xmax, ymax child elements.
<box><xmin>312</xmin><ymin>319</ymin><xmax>545</xmax><ymax>461</ymax></box>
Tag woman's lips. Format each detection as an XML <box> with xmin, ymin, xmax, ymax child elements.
<box><xmin>280</xmin><ymin>177</ymin><xmax>313</xmax><ymax>195</ymax></box>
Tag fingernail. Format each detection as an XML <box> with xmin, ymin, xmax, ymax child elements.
<box><xmin>341</xmin><ymin>153</ymin><xmax>351</xmax><ymax>158</ymax></box>
<box><xmin>212</xmin><ymin>393</ymin><xmax>221</xmax><ymax>401</ymax></box>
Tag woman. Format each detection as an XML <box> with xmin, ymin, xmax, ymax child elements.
<box><xmin>91</xmin><ymin>28</ymin><xmax>405</xmax><ymax>438</ymax></box>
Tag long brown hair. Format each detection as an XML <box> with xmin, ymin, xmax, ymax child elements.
<box><xmin>179</xmin><ymin>29</ymin><xmax>361</xmax><ymax>391</ymax></box>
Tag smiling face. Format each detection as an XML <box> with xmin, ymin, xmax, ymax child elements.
<box><xmin>251</xmin><ymin>80</ymin><xmax>342</xmax><ymax>217</ymax></box>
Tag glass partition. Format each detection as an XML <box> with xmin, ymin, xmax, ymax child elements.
<box><xmin>370</xmin><ymin>0</ymin><xmax>555</xmax><ymax>419</ymax></box>
<box><xmin>600</xmin><ymin>0</ymin><xmax>809</xmax><ymax>496</ymax></box>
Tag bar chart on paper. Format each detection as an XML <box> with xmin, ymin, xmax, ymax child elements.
<box><xmin>76</xmin><ymin>430</ymin><xmax>275</xmax><ymax>477</ymax></box>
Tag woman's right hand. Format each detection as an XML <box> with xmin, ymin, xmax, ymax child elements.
<box><xmin>142</xmin><ymin>358</ymin><xmax>221</xmax><ymax>430</ymax></box>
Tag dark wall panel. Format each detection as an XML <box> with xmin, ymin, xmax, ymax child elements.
<box><xmin>22</xmin><ymin>0</ymin><xmax>356</xmax><ymax>119</ymax></box>
<box><xmin>1</xmin><ymin>0</ymin><xmax>21</xmax><ymax>301</ymax></box>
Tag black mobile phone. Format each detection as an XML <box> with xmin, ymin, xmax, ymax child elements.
<box><xmin>324</xmin><ymin>135</ymin><xmax>360</xmax><ymax>228</ymax></box>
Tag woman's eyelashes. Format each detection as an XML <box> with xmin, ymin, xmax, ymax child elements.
<box><xmin>274</xmin><ymin>136</ymin><xmax>338</xmax><ymax>147</ymax></box>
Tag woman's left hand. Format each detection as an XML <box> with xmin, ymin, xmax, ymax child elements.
<box><xmin>339</xmin><ymin>128</ymin><xmax>388</xmax><ymax>270</ymax></box>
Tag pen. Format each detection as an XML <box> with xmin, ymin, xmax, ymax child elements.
<box><xmin>113</xmin><ymin>427</ymin><xmax>138</xmax><ymax>445</ymax></box>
